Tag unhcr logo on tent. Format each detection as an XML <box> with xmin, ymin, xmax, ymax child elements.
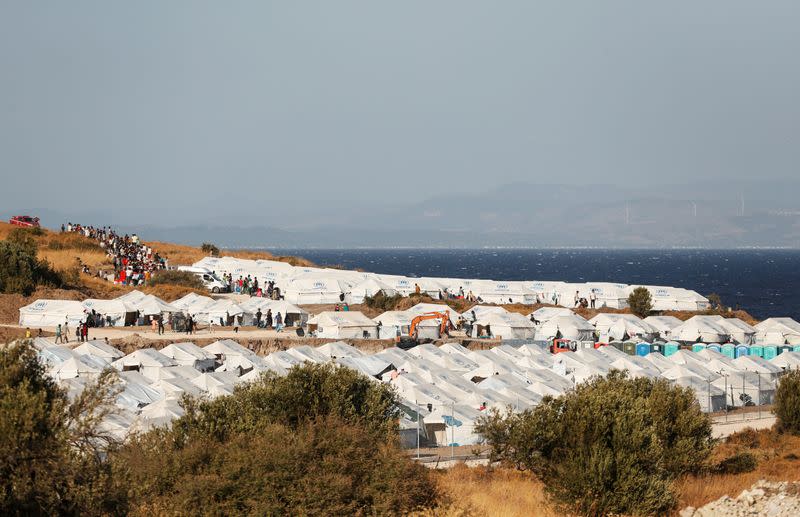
<box><xmin>398</xmin><ymin>280</ymin><xmax>410</xmax><ymax>286</ymax></box>
<box><xmin>496</xmin><ymin>283</ymin><xmax>509</xmax><ymax>290</ymax></box>
<box><xmin>655</xmin><ymin>288</ymin><xmax>669</xmax><ymax>297</ymax></box>
<box><xmin>33</xmin><ymin>301</ymin><xmax>47</xmax><ymax>311</ymax></box>
<box><xmin>313</xmin><ymin>282</ymin><xmax>326</xmax><ymax>290</ymax></box>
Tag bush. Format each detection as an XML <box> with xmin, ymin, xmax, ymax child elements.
<box><xmin>0</xmin><ymin>341</ymin><xmax>125</xmax><ymax>515</ymax></box>
<box><xmin>148</xmin><ymin>270</ymin><xmax>205</xmax><ymax>290</ymax></box>
<box><xmin>627</xmin><ymin>286</ymin><xmax>653</xmax><ymax>318</ymax></box>
<box><xmin>173</xmin><ymin>362</ymin><xmax>401</xmax><ymax>441</ymax></box>
<box><xmin>363</xmin><ymin>291</ymin><xmax>404</xmax><ymax>311</ymax></box>
<box><xmin>200</xmin><ymin>242</ymin><xmax>220</xmax><ymax>257</ymax></box>
<box><xmin>46</xmin><ymin>233</ymin><xmax>104</xmax><ymax>252</ymax></box>
<box><xmin>0</xmin><ymin>240</ymin><xmax>66</xmax><ymax>295</ymax></box>
<box><xmin>775</xmin><ymin>369</ymin><xmax>800</xmax><ymax>435</ymax></box>
<box><xmin>475</xmin><ymin>371</ymin><xmax>713</xmax><ymax>516</ymax></box>
<box><xmin>715</xmin><ymin>451</ymin><xmax>757</xmax><ymax>474</ymax></box>
<box><xmin>113</xmin><ymin>363</ymin><xmax>437</xmax><ymax>515</ymax></box>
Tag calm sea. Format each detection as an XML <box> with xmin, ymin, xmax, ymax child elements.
<box><xmin>268</xmin><ymin>249</ymin><xmax>800</xmax><ymax>321</ymax></box>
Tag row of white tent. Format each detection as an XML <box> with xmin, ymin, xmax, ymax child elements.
<box><xmin>31</xmin><ymin>334</ymin><xmax>800</xmax><ymax>446</ymax></box>
<box><xmin>20</xmin><ymin>290</ymin><xmax>800</xmax><ymax>346</ymax></box>
<box><xmin>18</xmin><ymin>291</ymin><xmax>309</xmax><ymax>328</ymax></box>
<box><xmin>193</xmin><ymin>256</ymin><xmax>711</xmax><ymax>310</ymax></box>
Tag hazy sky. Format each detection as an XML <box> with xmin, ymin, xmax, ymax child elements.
<box><xmin>1</xmin><ymin>1</ymin><xmax>798</xmax><ymax>225</ymax></box>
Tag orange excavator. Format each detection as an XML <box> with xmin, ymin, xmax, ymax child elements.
<box><xmin>396</xmin><ymin>311</ymin><xmax>452</xmax><ymax>348</ymax></box>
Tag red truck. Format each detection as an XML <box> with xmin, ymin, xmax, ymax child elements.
<box><xmin>9</xmin><ymin>215</ymin><xmax>40</xmax><ymax>228</ymax></box>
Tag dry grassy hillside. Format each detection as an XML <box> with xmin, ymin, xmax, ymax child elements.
<box><xmin>146</xmin><ymin>240</ymin><xmax>317</xmax><ymax>267</ymax></box>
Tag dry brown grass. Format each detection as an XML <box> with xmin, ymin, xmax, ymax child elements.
<box><xmin>429</xmin><ymin>465</ymin><xmax>555</xmax><ymax>517</ymax></box>
<box><xmin>677</xmin><ymin>428</ymin><xmax>800</xmax><ymax>509</ymax></box>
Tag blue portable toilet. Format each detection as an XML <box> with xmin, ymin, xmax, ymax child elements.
<box><xmin>692</xmin><ymin>343</ymin><xmax>707</xmax><ymax>353</ymax></box>
<box><xmin>764</xmin><ymin>346</ymin><xmax>778</xmax><ymax>360</ymax></box>
<box><xmin>749</xmin><ymin>345</ymin><xmax>764</xmax><ymax>358</ymax></box>
<box><xmin>636</xmin><ymin>343</ymin><xmax>651</xmax><ymax>357</ymax></box>
<box><xmin>663</xmin><ymin>342</ymin><xmax>680</xmax><ymax>357</ymax></box>
<box><xmin>707</xmin><ymin>343</ymin><xmax>722</xmax><ymax>354</ymax></box>
<box><xmin>721</xmin><ymin>343</ymin><xmax>736</xmax><ymax>359</ymax></box>
<box><xmin>735</xmin><ymin>345</ymin><xmax>749</xmax><ymax>358</ymax></box>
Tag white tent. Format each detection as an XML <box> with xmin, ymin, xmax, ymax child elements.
<box><xmin>73</xmin><ymin>340</ymin><xmax>124</xmax><ymax>362</ymax></box>
<box><xmin>588</xmin><ymin>314</ymin><xmax>659</xmax><ymax>342</ymax></box>
<box><xmin>112</xmin><ymin>349</ymin><xmax>178</xmax><ymax>381</ymax></box>
<box><xmin>237</xmin><ymin>298</ymin><xmax>308</xmax><ymax>326</ymax></box>
<box><xmin>582</xmin><ymin>283</ymin><xmax>630</xmax><ymax>309</ymax></box>
<box><xmin>346</xmin><ymin>278</ymin><xmax>398</xmax><ymax>304</ymax></box>
<box><xmin>307</xmin><ymin>311</ymin><xmax>378</xmax><ymax>339</ymax></box>
<box><xmin>374</xmin><ymin>310</ymin><xmax>444</xmax><ymax>340</ymax></box>
<box><xmin>528</xmin><ymin>306</ymin><xmax>574</xmax><ymax>323</ymax></box>
<box><xmin>460</xmin><ymin>305</ymin><xmax>510</xmax><ymax>321</ymax></box>
<box><xmin>19</xmin><ymin>299</ymin><xmax>86</xmax><ymax>327</ymax></box>
<box><xmin>119</xmin><ymin>293</ymin><xmax>179</xmax><ymax>317</ymax></box>
<box><xmin>643</xmin><ymin>315</ymin><xmax>683</xmax><ymax>339</ymax></box>
<box><xmin>284</xmin><ymin>277</ymin><xmax>350</xmax><ymax>304</ymax></box>
<box><xmin>670</xmin><ymin>316</ymin><xmax>730</xmax><ymax>343</ymax></box>
<box><xmin>171</xmin><ymin>292</ymin><xmax>215</xmax><ymax>314</ymax></box>
<box><xmin>755</xmin><ymin>318</ymin><xmax>800</xmax><ymax>345</ymax></box>
<box><xmin>632</xmin><ymin>285</ymin><xmax>710</xmax><ymax>311</ymax></box>
<box><xmin>202</xmin><ymin>298</ymin><xmax>247</xmax><ymax>326</ymax></box>
<box><xmin>316</xmin><ymin>341</ymin><xmax>365</xmax><ymax>359</ymax></box>
<box><xmin>716</xmin><ymin>317</ymin><xmax>756</xmax><ymax>345</ymax></box>
<box><xmin>81</xmin><ymin>299</ymin><xmax>137</xmax><ymax>326</ymax></box>
<box><xmin>535</xmin><ymin>313</ymin><xmax>595</xmax><ymax>342</ymax></box>
<box><xmin>473</xmin><ymin>281</ymin><xmax>537</xmax><ymax>305</ymax></box>
<box><xmin>469</xmin><ymin>312</ymin><xmax>536</xmax><ymax>340</ymax></box>
<box><xmin>160</xmin><ymin>342</ymin><xmax>217</xmax><ymax>371</ymax></box>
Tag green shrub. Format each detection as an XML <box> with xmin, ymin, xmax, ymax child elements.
<box><xmin>0</xmin><ymin>342</ymin><xmax>125</xmax><ymax>515</ymax></box>
<box><xmin>715</xmin><ymin>451</ymin><xmax>757</xmax><ymax>474</ymax></box>
<box><xmin>200</xmin><ymin>242</ymin><xmax>220</xmax><ymax>257</ymax></box>
<box><xmin>363</xmin><ymin>291</ymin><xmax>404</xmax><ymax>311</ymax></box>
<box><xmin>113</xmin><ymin>363</ymin><xmax>437</xmax><ymax>515</ymax></box>
<box><xmin>173</xmin><ymin>362</ymin><xmax>401</xmax><ymax>442</ymax></box>
<box><xmin>0</xmin><ymin>240</ymin><xmax>66</xmax><ymax>295</ymax></box>
<box><xmin>775</xmin><ymin>369</ymin><xmax>800</xmax><ymax>435</ymax></box>
<box><xmin>148</xmin><ymin>270</ymin><xmax>205</xmax><ymax>290</ymax></box>
<box><xmin>475</xmin><ymin>371</ymin><xmax>713</xmax><ymax>516</ymax></box>
<box><xmin>627</xmin><ymin>286</ymin><xmax>653</xmax><ymax>318</ymax></box>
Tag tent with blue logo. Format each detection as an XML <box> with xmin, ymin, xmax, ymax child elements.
<box><xmin>19</xmin><ymin>299</ymin><xmax>87</xmax><ymax>327</ymax></box>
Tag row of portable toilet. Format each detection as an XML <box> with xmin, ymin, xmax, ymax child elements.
<box><xmin>607</xmin><ymin>341</ymin><xmax>800</xmax><ymax>359</ymax></box>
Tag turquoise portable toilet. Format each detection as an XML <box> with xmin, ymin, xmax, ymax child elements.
<box><xmin>720</xmin><ymin>344</ymin><xmax>735</xmax><ymax>359</ymax></box>
<box><xmin>636</xmin><ymin>343</ymin><xmax>651</xmax><ymax>357</ymax></box>
<box><xmin>793</xmin><ymin>345</ymin><xmax>800</xmax><ymax>353</ymax></box>
<box><xmin>778</xmin><ymin>345</ymin><xmax>792</xmax><ymax>355</ymax></box>
<box><xmin>764</xmin><ymin>346</ymin><xmax>778</xmax><ymax>360</ymax></box>
<box><xmin>692</xmin><ymin>343</ymin><xmax>707</xmax><ymax>353</ymax></box>
<box><xmin>735</xmin><ymin>345</ymin><xmax>749</xmax><ymax>358</ymax></box>
<box><xmin>707</xmin><ymin>343</ymin><xmax>722</xmax><ymax>354</ymax></box>
<box><xmin>663</xmin><ymin>342</ymin><xmax>680</xmax><ymax>357</ymax></box>
<box><xmin>650</xmin><ymin>343</ymin><xmax>663</xmax><ymax>355</ymax></box>
<box><xmin>749</xmin><ymin>345</ymin><xmax>764</xmax><ymax>358</ymax></box>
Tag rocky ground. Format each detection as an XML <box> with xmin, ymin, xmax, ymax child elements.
<box><xmin>681</xmin><ymin>481</ymin><xmax>800</xmax><ymax>517</ymax></box>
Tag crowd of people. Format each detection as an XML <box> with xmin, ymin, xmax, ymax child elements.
<box><xmin>63</xmin><ymin>223</ymin><xmax>168</xmax><ymax>286</ymax></box>
<box><xmin>222</xmin><ymin>273</ymin><xmax>283</xmax><ymax>299</ymax></box>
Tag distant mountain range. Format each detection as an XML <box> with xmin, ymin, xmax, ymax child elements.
<box><xmin>5</xmin><ymin>180</ymin><xmax>800</xmax><ymax>248</ymax></box>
